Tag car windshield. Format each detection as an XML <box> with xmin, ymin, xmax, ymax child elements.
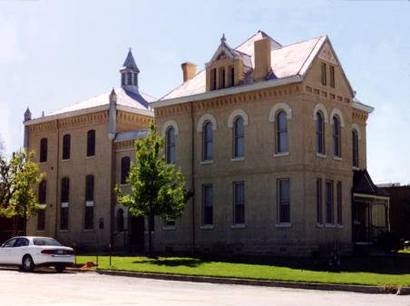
<box><xmin>33</xmin><ymin>238</ymin><xmax>62</xmax><ymax>246</ymax></box>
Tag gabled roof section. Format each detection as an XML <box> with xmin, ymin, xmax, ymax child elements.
<box><xmin>25</xmin><ymin>87</ymin><xmax>155</xmax><ymax>125</ymax></box>
<box><xmin>353</xmin><ymin>170</ymin><xmax>389</xmax><ymax>197</ymax></box>
<box><xmin>207</xmin><ymin>34</ymin><xmax>252</xmax><ymax>68</ymax></box>
<box><xmin>122</xmin><ymin>49</ymin><xmax>140</xmax><ymax>72</ymax></box>
<box><xmin>157</xmin><ymin>31</ymin><xmax>335</xmax><ymax>104</ymax></box>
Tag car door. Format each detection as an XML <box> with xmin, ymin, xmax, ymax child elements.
<box><xmin>12</xmin><ymin>238</ymin><xmax>30</xmax><ymax>265</ymax></box>
<box><xmin>0</xmin><ymin>238</ymin><xmax>18</xmax><ymax>265</ymax></box>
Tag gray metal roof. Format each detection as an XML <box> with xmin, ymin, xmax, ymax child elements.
<box><xmin>122</xmin><ymin>49</ymin><xmax>140</xmax><ymax>72</ymax></box>
<box><xmin>115</xmin><ymin>129</ymin><xmax>148</xmax><ymax>142</ymax></box>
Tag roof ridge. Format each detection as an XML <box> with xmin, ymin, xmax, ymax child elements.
<box><xmin>279</xmin><ymin>34</ymin><xmax>326</xmax><ymax>49</ymax></box>
<box><xmin>234</xmin><ymin>30</ymin><xmax>282</xmax><ymax>50</ymax></box>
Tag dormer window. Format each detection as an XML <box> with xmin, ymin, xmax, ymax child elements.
<box><xmin>210</xmin><ymin>68</ymin><xmax>217</xmax><ymax>90</ymax></box>
<box><xmin>218</xmin><ymin>67</ymin><xmax>226</xmax><ymax>89</ymax></box>
<box><xmin>228</xmin><ymin>66</ymin><xmax>235</xmax><ymax>87</ymax></box>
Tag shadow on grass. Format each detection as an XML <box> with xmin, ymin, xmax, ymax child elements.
<box><xmin>133</xmin><ymin>258</ymin><xmax>206</xmax><ymax>268</ymax></box>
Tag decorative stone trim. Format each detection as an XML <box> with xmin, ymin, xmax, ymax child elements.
<box><xmin>268</xmin><ymin>103</ymin><xmax>292</xmax><ymax>122</ymax></box>
<box><xmin>313</xmin><ymin>103</ymin><xmax>329</xmax><ymax>123</ymax></box>
<box><xmin>161</xmin><ymin>120</ymin><xmax>179</xmax><ymax>136</ymax></box>
<box><xmin>227</xmin><ymin>109</ymin><xmax>249</xmax><ymax>128</ymax></box>
<box><xmin>197</xmin><ymin>113</ymin><xmax>217</xmax><ymax>132</ymax></box>
<box><xmin>330</xmin><ymin>108</ymin><xmax>345</xmax><ymax>127</ymax></box>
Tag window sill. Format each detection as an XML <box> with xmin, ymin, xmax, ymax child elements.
<box><xmin>352</xmin><ymin>166</ymin><xmax>360</xmax><ymax>171</ymax></box>
<box><xmin>231</xmin><ymin>157</ymin><xmax>244</xmax><ymax>162</ymax></box>
<box><xmin>316</xmin><ymin>153</ymin><xmax>327</xmax><ymax>159</ymax></box>
<box><xmin>59</xmin><ymin>229</ymin><xmax>70</xmax><ymax>233</ymax></box>
<box><xmin>333</xmin><ymin>156</ymin><xmax>342</xmax><ymax>161</ymax></box>
<box><xmin>200</xmin><ymin>160</ymin><xmax>214</xmax><ymax>165</ymax></box>
<box><xmin>39</xmin><ymin>161</ymin><xmax>48</xmax><ymax>165</ymax></box>
<box><xmin>85</xmin><ymin>201</ymin><xmax>94</xmax><ymax>207</ymax></box>
<box><xmin>61</xmin><ymin>159</ymin><xmax>70</xmax><ymax>162</ymax></box>
<box><xmin>85</xmin><ymin>155</ymin><xmax>95</xmax><ymax>160</ymax></box>
<box><xmin>162</xmin><ymin>226</ymin><xmax>176</xmax><ymax>231</ymax></box>
<box><xmin>324</xmin><ymin>223</ymin><xmax>336</xmax><ymax>228</ymax></box>
<box><xmin>231</xmin><ymin>224</ymin><xmax>246</xmax><ymax>229</ymax></box>
<box><xmin>273</xmin><ymin>152</ymin><xmax>289</xmax><ymax>157</ymax></box>
<box><xmin>82</xmin><ymin>229</ymin><xmax>95</xmax><ymax>232</ymax></box>
<box><xmin>275</xmin><ymin>223</ymin><xmax>291</xmax><ymax>228</ymax></box>
<box><xmin>119</xmin><ymin>184</ymin><xmax>130</xmax><ymax>187</ymax></box>
<box><xmin>200</xmin><ymin>224</ymin><xmax>214</xmax><ymax>230</ymax></box>
<box><xmin>337</xmin><ymin>224</ymin><xmax>344</xmax><ymax>229</ymax></box>
<box><xmin>316</xmin><ymin>223</ymin><xmax>324</xmax><ymax>228</ymax></box>
<box><xmin>36</xmin><ymin>230</ymin><xmax>46</xmax><ymax>232</ymax></box>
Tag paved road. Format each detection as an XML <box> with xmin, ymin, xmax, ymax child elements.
<box><xmin>0</xmin><ymin>269</ymin><xmax>408</xmax><ymax>306</ymax></box>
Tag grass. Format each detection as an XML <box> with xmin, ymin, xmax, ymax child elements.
<box><xmin>76</xmin><ymin>255</ymin><xmax>410</xmax><ymax>286</ymax></box>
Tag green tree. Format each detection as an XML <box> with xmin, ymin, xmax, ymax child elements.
<box><xmin>116</xmin><ymin>125</ymin><xmax>188</xmax><ymax>255</ymax></box>
<box><xmin>0</xmin><ymin>149</ymin><xmax>43</xmax><ymax>234</ymax></box>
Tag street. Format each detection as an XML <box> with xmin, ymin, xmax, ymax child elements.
<box><xmin>0</xmin><ymin>269</ymin><xmax>408</xmax><ymax>306</ymax></box>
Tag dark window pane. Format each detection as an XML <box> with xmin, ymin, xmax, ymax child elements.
<box><xmin>87</xmin><ymin>130</ymin><xmax>96</xmax><ymax>157</ymax></box>
<box><xmin>61</xmin><ymin>177</ymin><xmax>69</xmax><ymax>203</ymax></box>
<box><xmin>316</xmin><ymin>178</ymin><xmax>323</xmax><ymax>224</ymax></box>
<box><xmin>321</xmin><ymin>62</ymin><xmax>327</xmax><ymax>85</ymax></box>
<box><xmin>276</xmin><ymin>112</ymin><xmax>288</xmax><ymax>153</ymax></box>
<box><xmin>38</xmin><ymin>180</ymin><xmax>47</xmax><ymax>204</ymax></box>
<box><xmin>333</xmin><ymin>117</ymin><xmax>341</xmax><ymax>157</ymax></box>
<box><xmin>60</xmin><ymin>206</ymin><xmax>69</xmax><ymax>230</ymax></box>
<box><xmin>121</xmin><ymin>157</ymin><xmax>131</xmax><ymax>184</ymax></box>
<box><xmin>37</xmin><ymin>209</ymin><xmax>46</xmax><ymax>231</ymax></box>
<box><xmin>316</xmin><ymin>112</ymin><xmax>325</xmax><ymax>154</ymax></box>
<box><xmin>85</xmin><ymin>175</ymin><xmax>94</xmax><ymax>202</ymax></box>
<box><xmin>337</xmin><ymin>181</ymin><xmax>343</xmax><ymax>225</ymax></box>
<box><xmin>330</xmin><ymin>66</ymin><xmax>335</xmax><ymax>88</ymax></box>
<box><xmin>202</xmin><ymin>122</ymin><xmax>213</xmax><ymax>161</ymax></box>
<box><xmin>84</xmin><ymin>206</ymin><xmax>94</xmax><ymax>229</ymax></box>
<box><xmin>352</xmin><ymin>130</ymin><xmax>359</xmax><ymax>167</ymax></box>
<box><xmin>40</xmin><ymin>138</ymin><xmax>48</xmax><ymax>162</ymax></box>
<box><xmin>326</xmin><ymin>181</ymin><xmax>334</xmax><ymax>224</ymax></box>
<box><xmin>278</xmin><ymin>179</ymin><xmax>290</xmax><ymax>223</ymax></box>
<box><xmin>202</xmin><ymin>184</ymin><xmax>213</xmax><ymax>225</ymax></box>
<box><xmin>211</xmin><ymin>69</ymin><xmax>217</xmax><ymax>90</ymax></box>
<box><xmin>233</xmin><ymin>117</ymin><xmax>245</xmax><ymax>158</ymax></box>
<box><xmin>62</xmin><ymin>134</ymin><xmax>71</xmax><ymax>160</ymax></box>
<box><xmin>218</xmin><ymin>67</ymin><xmax>225</xmax><ymax>89</ymax></box>
<box><xmin>233</xmin><ymin>182</ymin><xmax>245</xmax><ymax>224</ymax></box>
<box><xmin>117</xmin><ymin>209</ymin><xmax>124</xmax><ymax>232</ymax></box>
<box><xmin>166</xmin><ymin>127</ymin><xmax>176</xmax><ymax>164</ymax></box>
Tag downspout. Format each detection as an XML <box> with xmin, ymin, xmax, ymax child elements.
<box><xmin>54</xmin><ymin>119</ymin><xmax>60</xmax><ymax>239</ymax></box>
<box><xmin>191</xmin><ymin>102</ymin><xmax>196</xmax><ymax>254</ymax></box>
<box><xmin>108</xmin><ymin>89</ymin><xmax>117</xmax><ymax>250</ymax></box>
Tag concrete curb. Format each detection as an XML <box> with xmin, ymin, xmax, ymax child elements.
<box><xmin>96</xmin><ymin>269</ymin><xmax>410</xmax><ymax>295</ymax></box>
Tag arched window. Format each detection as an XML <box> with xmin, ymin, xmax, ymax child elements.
<box><xmin>352</xmin><ymin>129</ymin><xmax>359</xmax><ymax>167</ymax></box>
<box><xmin>38</xmin><ymin>180</ymin><xmax>47</xmax><ymax>204</ymax></box>
<box><xmin>62</xmin><ymin>134</ymin><xmax>71</xmax><ymax>160</ymax></box>
<box><xmin>117</xmin><ymin>208</ymin><xmax>124</xmax><ymax>232</ymax></box>
<box><xmin>86</xmin><ymin>130</ymin><xmax>96</xmax><ymax>157</ymax></box>
<box><xmin>165</xmin><ymin>127</ymin><xmax>176</xmax><ymax>164</ymax></box>
<box><xmin>202</xmin><ymin>121</ymin><xmax>213</xmax><ymax>161</ymax></box>
<box><xmin>316</xmin><ymin>111</ymin><xmax>325</xmax><ymax>154</ymax></box>
<box><xmin>40</xmin><ymin>138</ymin><xmax>48</xmax><ymax>162</ymax></box>
<box><xmin>233</xmin><ymin>116</ymin><xmax>245</xmax><ymax>158</ymax></box>
<box><xmin>120</xmin><ymin>156</ymin><xmax>131</xmax><ymax>184</ymax></box>
<box><xmin>332</xmin><ymin>116</ymin><xmax>341</xmax><ymax>157</ymax></box>
<box><xmin>276</xmin><ymin>111</ymin><xmax>288</xmax><ymax>154</ymax></box>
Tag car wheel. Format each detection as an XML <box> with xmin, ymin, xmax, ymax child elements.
<box><xmin>55</xmin><ymin>265</ymin><xmax>65</xmax><ymax>273</ymax></box>
<box><xmin>22</xmin><ymin>255</ymin><xmax>34</xmax><ymax>272</ymax></box>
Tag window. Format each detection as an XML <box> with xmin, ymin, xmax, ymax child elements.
<box><xmin>121</xmin><ymin>156</ymin><xmax>131</xmax><ymax>184</ymax></box>
<box><xmin>233</xmin><ymin>182</ymin><xmax>245</xmax><ymax>225</ymax></box>
<box><xmin>85</xmin><ymin>175</ymin><xmax>94</xmax><ymax>202</ymax></box>
<box><xmin>164</xmin><ymin>218</ymin><xmax>175</xmax><ymax>227</ymax></box>
<box><xmin>276</xmin><ymin>111</ymin><xmax>288</xmax><ymax>154</ymax></box>
<box><xmin>117</xmin><ymin>208</ymin><xmax>124</xmax><ymax>232</ymax></box>
<box><xmin>62</xmin><ymin>134</ymin><xmax>71</xmax><ymax>160</ymax></box>
<box><xmin>228</xmin><ymin>66</ymin><xmax>235</xmax><ymax>87</ymax></box>
<box><xmin>352</xmin><ymin>129</ymin><xmax>359</xmax><ymax>167</ymax></box>
<box><xmin>38</xmin><ymin>180</ymin><xmax>47</xmax><ymax>204</ymax></box>
<box><xmin>39</xmin><ymin>138</ymin><xmax>48</xmax><ymax>162</ymax></box>
<box><xmin>277</xmin><ymin>179</ymin><xmax>290</xmax><ymax>224</ymax></box>
<box><xmin>127</xmin><ymin>72</ymin><xmax>132</xmax><ymax>85</ymax></box>
<box><xmin>336</xmin><ymin>181</ymin><xmax>343</xmax><ymax>225</ymax></box>
<box><xmin>202</xmin><ymin>184</ymin><xmax>213</xmax><ymax>225</ymax></box>
<box><xmin>218</xmin><ymin>67</ymin><xmax>225</xmax><ymax>89</ymax></box>
<box><xmin>3</xmin><ymin>238</ymin><xmax>17</xmax><ymax>247</ymax></box>
<box><xmin>86</xmin><ymin>130</ymin><xmax>96</xmax><ymax>157</ymax></box>
<box><xmin>316</xmin><ymin>178</ymin><xmax>323</xmax><ymax>224</ymax></box>
<box><xmin>165</xmin><ymin>127</ymin><xmax>176</xmax><ymax>164</ymax></box>
<box><xmin>233</xmin><ymin>117</ymin><xmax>245</xmax><ymax>158</ymax></box>
<box><xmin>210</xmin><ymin>68</ymin><xmax>217</xmax><ymax>90</ymax></box>
<box><xmin>202</xmin><ymin>121</ymin><xmax>213</xmax><ymax>161</ymax></box>
<box><xmin>321</xmin><ymin>62</ymin><xmax>327</xmax><ymax>86</ymax></box>
<box><xmin>37</xmin><ymin>209</ymin><xmax>45</xmax><ymax>231</ymax></box>
<box><xmin>329</xmin><ymin>65</ymin><xmax>335</xmax><ymax>88</ymax></box>
<box><xmin>121</xmin><ymin>73</ymin><xmax>125</xmax><ymax>86</ymax></box>
<box><xmin>14</xmin><ymin>238</ymin><xmax>29</xmax><ymax>247</ymax></box>
<box><xmin>84</xmin><ymin>204</ymin><xmax>94</xmax><ymax>230</ymax></box>
<box><xmin>60</xmin><ymin>177</ymin><xmax>69</xmax><ymax>230</ymax></box>
<box><xmin>316</xmin><ymin>112</ymin><xmax>325</xmax><ymax>154</ymax></box>
<box><xmin>325</xmin><ymin>180</ymin><xmax>334</xmax><ymax>224</ymax></box>
<box><xmin>332</xmin><ymin>116</ymin><xmax>341</xmax><ymax>157</ymax></box>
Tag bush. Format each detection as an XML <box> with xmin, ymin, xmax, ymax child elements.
<box><xmin>375</xmin><ymin>231</ymin><xmax>403</xmax><ymax>253</ymax></box>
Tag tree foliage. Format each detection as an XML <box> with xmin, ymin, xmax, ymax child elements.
<box><xmin>0</xmin><ymin>150</ymin><xmax>43</xmax><ymax>228</ymax></box>
<box><xmin>116</xmin><ymin>125</ymin><xmax>188</xmax><ymax>254</ymax></box>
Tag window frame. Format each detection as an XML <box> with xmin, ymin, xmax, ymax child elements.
<box><xmin>316</xmin><ymin>111</ymin><xmax>325</xmax><ymax>155</ymax></box>
<box><xmin>39</xmin><ymin>138</ymin><xmax>48</xmax><ymax>163</ymax></box>
<box><xmin>329</xmin><ymin>65</ymin><xmax>335</xmax><ymax>88</ymax></box>
<box><xmin>233</xmin><ymin>181</ymin><xmax>245</xmax><ymax>225</ymax></box>
<box><xmin>352</xmin><ymin>129</ymin><xmax>359</xmax><ymax>168</ymax></box>
<box><xmin>316</xmin><ymin>178</ymin><xmax>323</xmax><ymax>225</ymax></box>
<box><xmin>332</xmin><ymin>116</ymin><xmax>342</xmax><ymax>158</ymax></box>
<box><xmin>38</xmin><ymin>180</ymin><xmax>47</xmax><ymax>204</ymax></box>
<box><xmin>325</xmin><ymin>180</ymin><xmax>334</xmax><ymax>225</ymax></box>
<box><xmin>86</xmin><ymin>130</ymin><xmax>96</xmax><ymax>157</ymax></box>
<box><xmin>165</xmin><ymin>126</ymin><xmax>176</xmax><ymax>164</ymax></box>
<box><xmin>321</xmin><ymin>62</ymin><xmax>327</xmax><ymax>86</ymax></box>
<box><xmin>276</xmin><ymin>111</ymin><xmax>288</xmax><ymax>154</ymax></box>
<box><xmin>277</xmin><ymin>178</ymin><xmax>290</xmax><ymax>224</ymax></box>
<box><xmin>232</xmin><ymin>116</ymin><xmax>245</xmax><ymax>159</ymax></box>
<box><xmin>62</xmin><ymin>134</ymin><xmax>71</xmax><ymax>160</ymax></box>
<box><xmin>202</xmin><ymin>121</ymin><xmax>213</xmax><ymax>161</ymax></box>
<box><xmin>336</xmin><ymin>181</ymin><xmax>343</xmax><ymax>226</ymax></box>
<box><xmin>37</xmin><ymin>209</ymin><xmax>46</xmax><ymax>231</ymax></box>
<box><xmin>202</xmin><ymin>184</ymin><xmax>213</xmax><ymax>226</ymax></box>
<box><xmin>120</xmin><ymin>156</ymin><xmax>131</xmax><ymax>184</ymax></box>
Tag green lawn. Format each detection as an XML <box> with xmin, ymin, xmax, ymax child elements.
<box><xmin>76</xmin><ymin>255</ymin><xmax>410</xmax><ymax>286</ymax></box>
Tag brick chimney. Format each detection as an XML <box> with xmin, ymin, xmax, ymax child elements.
<box><xmin>253</xmin><ymin>38</ymin><xmax>271</xmax><ymax>81</ymax></box>
<box><xmin>181</xmin><ymin>62</ymin><xmax>197</xmax><ymax>82</ymax></box>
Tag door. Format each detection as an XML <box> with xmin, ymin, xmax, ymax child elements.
<box><xmin>128</xmin><ymin>216</ymin><xmax>144</xmax><ymax>252</ymax></box>
<box><xmin>0</xmin><ymin>238</ymin><xmax>18</xmax><ymax>264</ymax></box>
<box><xmin>11</xmin><ymin>238</ymin><xmax>30</xmax><ymax>265</ymax></box>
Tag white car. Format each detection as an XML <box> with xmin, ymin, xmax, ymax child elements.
<box><xmin>0</xmin><ymin>236</ymin><xmax>75</xmax><ymax>272</ymax></box>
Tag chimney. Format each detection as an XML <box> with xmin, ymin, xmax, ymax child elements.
<box><xmin>253</xmin><ymin>38</ymin><xmax>271</xmax><ymax>81</ymax></box>
<box><xmin>181</xmin><ymin>62</ymin><xmax>197</xmax><ymax>82</ymax></box>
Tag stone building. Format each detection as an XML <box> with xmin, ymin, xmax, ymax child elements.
<box><xmin>23</xmin><ymin>31</ymin><xmax>389</xmax><ymax>255</ymax></box>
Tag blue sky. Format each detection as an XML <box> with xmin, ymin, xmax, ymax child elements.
<box><xmin>0</xmin><ymin>0</ymin><xmax>409</xmax><ymax>184</ymax></box>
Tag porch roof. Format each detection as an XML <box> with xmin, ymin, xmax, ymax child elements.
<box><xmin>353</xmin><ymin>170</ymin><xmax>389</xmax><ymax>198</ymax></box>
